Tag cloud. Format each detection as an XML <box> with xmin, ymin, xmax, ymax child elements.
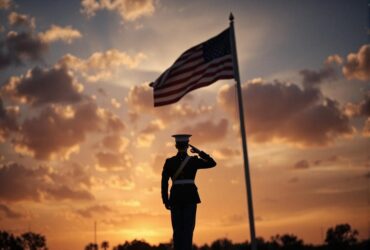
<box><xmin>179</xmin><ymin>118</ymin><xmax>228</xmax><ymax>145</ymax></box>
<box><xmin>58</xmin><ymin>49</ymin><xmax>145</xmax><ymax>82</ymax></box>
<box><xmin>344</xmin><ymin>92</ymin><xmax>370</xmax><ymax>136</ymax></box>
<box><xmin>299</xmin><ymin>66</ymin><xmax>336</xmax><ymax>88</ymax></box>
<box><xmin>125</xmin><ymin>84</ymin><xmax>153</xmax><ymax>113</ymax></box>
<box><xmin>0</xmin><ymin>204</ymin><xmax>23</xmax><ymax>219</ymax></box>
<box><xmin>218</xmin><ymin>80</ymin><xmax>354</xmax><ymax>146</ymax></box>
<box><xmin>76</xmin><ymin>204</ymin><xmax>113</xmax><ymax>218</ymax></box>
<box><xmin>95</xmin><ymin>151</ymin><xmax>132</xmax><ymax>171</ymax></box>
<box><xmin>39</xmin><ymin>25</ymin><xmax>82</xmax><ymax>44</ymax></box>
<box><xmin>325</xmin><ymin>54</ymin><xmax>343</xmax><ymax>65</ymax></box>
<box><xmin>0</xmin><ymin>31</ymin><xmax>48</xmax><ymax>70</ymax></box>
<box><xmin>212</xmin><ymin>147</ymin><xmax>240</xmax><ymax>160</ymax></box>
<box><xmin>0</xmin><ymin>0</ymin><xmax>12</xmax><ymax>9</ymax></box>
<box><xmin>293</xmin><ymin>160</ymin><xmax>310</xmax><ymax>170</ymax></box>
<box><xmin>8</xmin><ymin>12</ymin><xmax>36</xmax><ymax>29</ymax></box>
<box><xmin>342</xmin><ymin>44</ymin><xmax>370</xmax><ymax>81</ymax></box>
<box><xmin>0</xmin><ymin>97</ymin><xmax>19</xmax><ymax>142</ymax></box>
<box><xmin>356</xmin><ymin>93</ymin><xmax>370</xmax><ymax>117</ymax></box>
<box><xmin>2</xmin><ymin>66</ymin><xmax>84</xmax><ymax>106</ymax></box>
<box><xmin>111</xmin><ymin>98</ymin><xmax>121</xmax><ymax>108</ymax></box>
<box><xmin>45</xmin><ymin>185</ymin><xmax>94</xmax><ymax>201</ymax></box>
<box><xmin>363</xmin><ymin>118</ymin><xmax>370</xmax><ymax>137</ymax></box>
<box><xmin>81</xmin><ymin>0</ymin><xmax>155</xmax><ymax>21</ymax></box>
<box><xmin>0</xmin><ymin>163</ymin><xmax>94</xmax><ymax>202</ymax></box>
<box><xmin>101</xmin><ymin>134</ymin><xmax>129</xmax><ymax>152</ymax></box>
<box><xmin>125</xmin><ymin>83</ymin><xmax>214</xmax><ymax>123</ymax></box>
<box><xmin>13</xmin><ymin>100</ymin><xmax>124</xmax><ymax>160</ymax></box>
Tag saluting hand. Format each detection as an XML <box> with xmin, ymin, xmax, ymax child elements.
<box><xmin>189</xmin><ymin>144</ymin><xmax>201</xmax><ymax>154</ymax></box>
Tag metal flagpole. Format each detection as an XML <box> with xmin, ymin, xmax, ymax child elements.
<box><xmin>229</xmin><ymin>13</ymin><xmax>257</xmax><ymax>250</ymax></box>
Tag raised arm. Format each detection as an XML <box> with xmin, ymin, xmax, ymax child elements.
<box><xmin>190</xmin><ymin>144</ymin><xmax>216</xmax><ymax>169</ymax></box>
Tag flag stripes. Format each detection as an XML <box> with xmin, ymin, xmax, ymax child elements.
<box><xmin>151</xmin><ymin>28</ymin><xmax>234</xmax><ymax>107</ymax></box>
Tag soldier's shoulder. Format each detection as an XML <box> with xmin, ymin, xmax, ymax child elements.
<box><xmin>166</xmin><ymin>155</ymin><xmax>178</xmax><ymax>161</ymax></box>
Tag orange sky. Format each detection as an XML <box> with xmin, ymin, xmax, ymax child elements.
<box><xmin>0</xmin><ymin>0</ymin><xmax>369</xmax><ymax>249</ymax></box>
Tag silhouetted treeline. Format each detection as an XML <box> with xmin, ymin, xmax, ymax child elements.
<box><xmin>0</xmin><ymin>231</ymin><xmax>47</xmax><ymax>250</ymax></box>
<box><xmin>1</xmin><ymin>223</ymin><xmax>368</xmax><ymax>250</ymax></box>
<box><xmin>107</xmin><ymin>224</ymin><xmax>369</xmax><ymax>250</ymax></box>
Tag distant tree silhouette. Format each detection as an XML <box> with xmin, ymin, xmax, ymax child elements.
<box><xmin>0</xmin><ymin>230</ymin><xmax>23</xmax><ymax>250</ymax></box>
<box><xmin>271</xmin><ymin>234</ymin><xmax>304</xmax><ymax>250</ymax></box>
<box><xmin>113</xmin><ymin>239</ymin><xmax>152</xmax><ymax>250</ymax></box>
<box><xmin>210</xmin><ymin>238</ymin><xmax>234</xmax><ymax>250</ymax></box>
<box><xmin>325</xmin><ymin>223</ymin><xmax>358</xmax><ymax>250</ymax></box>
<box><xmin>101</xmin><ymin>240</ymin><xmax>109</xmax><ymax>250</ymax></box>
<box><xmin>20</xmin><ymin>232</ymin><xmax>47</xmax><ymax>250</ymax></box>
<box><xmin>85</xmin><ymin>243</ymin><xmax>98</xmax><ymax>250</ymax></box>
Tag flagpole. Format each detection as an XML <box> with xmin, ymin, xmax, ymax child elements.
<box><xmin>229</xmin><ymin>13</ymin><xmax>257</xmax><ymax>250</ymax></box>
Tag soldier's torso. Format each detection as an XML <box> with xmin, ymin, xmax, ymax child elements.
<box><xmin>166</xmin><ymin>155</ymin><xmax>201</xmax><ymax>205</ymax></box>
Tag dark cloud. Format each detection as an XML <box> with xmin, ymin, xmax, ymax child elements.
<box><xmin>293</xmin><ymin>160</ymin><xmax>310</xmax><ymax>170</ymax></box>
<box><xmin>45</xmin><ymin>185</ymin><xmax>94</xmax><ymax>201</ymax></box>
<box><xmin>50</xmin><ymin>163</ymin><xmax>94</xmax><ymax>189</ymax></box>
<box><xmin>342</xmin><ymin>44</ymin><xmax>370</xmax><ymax>81</ymax></box>
<box><xmin>0</xmin><ymin>163</ymin><xmax>94</xmax><ymax>202</ymax></box>
<box><xmin>2</xmin><ymin>66</ymin><xmax>83</xmax><ymax>106</ymax></box>
<box><xmin>218</xmin><ymin>80</ymin><xmax>354</xmax><ymax>146</ymax></box>
<box><xmin>0</xmin><ymin>203</ymin><xmax>23</xmax><ymax>219</ymax></box>
<box><xmin>76</xmin><ymin>204</ymin><xmax>112</xmax><ymax>218</ymax></box>
<box><xmin>358</xmin><ymin>93</ymin><xmax>370</xmax><ymax>117</ymax></box>
<box><xmin>0</xmin><ymin>31</ymin><xmax>47</xmax><ymax>70</ymax></box>
<box><xmin>0</xmin><ymin>97</ymin><xmax>19</xmax><ymax>142</ymax></box>
<box><xmin>0</xmin><ymin>163</ymin><xmax>45</xmax><ymax>201</ymax></box>
<box><xmin>179</xmin><ymin>118</ymin><xmax>228</xmax><ymax>145</ymax></box>
<box><xmin>14</xmin><ymin>100</ymin><xmax>124</xmax><ymax>160</ymax></box>
<box><xmin>0</xmin><ymin>0</ymin><xmax>12</xmax><ymax>10</ymax></box>
<box><xmin>300</xmin><ymin>66</ymin><xmax>336</xmax><ymax>88</ymax></box>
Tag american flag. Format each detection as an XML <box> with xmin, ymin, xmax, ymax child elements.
<box><xmin>150</xmin><ymin>28</ymin><xmax>234</xmax><ymax>107</ymax></box>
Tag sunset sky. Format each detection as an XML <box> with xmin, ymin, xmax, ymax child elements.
<box><xmin>0</xmin><ymin>0</ymin><xmax>369</xmax><ymax>249</ymax></box>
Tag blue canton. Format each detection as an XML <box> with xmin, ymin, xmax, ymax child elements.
<box><xmin>203</xmin><ymin>28</ymin><xmax>231</xmax><ymax>63</ymax></box>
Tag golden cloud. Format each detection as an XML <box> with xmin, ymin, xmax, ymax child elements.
<box><xmin>39</xmin><ymin>25</ymin><xmax>82</xmax><ymax>44</ymax></box>
<box><xmin>58</xmin><ymin>49</ymin><xmax>145</xmax><ymax>82</ymax></box>
<box><xmin>81</xmin><ymin>0</ymin><xmax>155</xmax><ymax>21</ymax></box>
<box><xmin>342</xmin><ymin>44</ymin><xmax>370</xmax><ymax>81</ymax></box>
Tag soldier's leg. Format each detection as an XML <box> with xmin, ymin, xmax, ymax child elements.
<box><xmin>171</xmin><ymin>205</ymin><xmax>185</xmax><ymax>250</ymax></box>
<box><xmin>183</xmin><ymin>204</ymin><xmax>197</xmax><ymax>250</ymax></box>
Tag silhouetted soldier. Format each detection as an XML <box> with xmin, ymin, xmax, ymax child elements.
<box><xmin>161</xmin><ymin>134</ymin><xmax>216</xmax><ymax>250</ymax></box>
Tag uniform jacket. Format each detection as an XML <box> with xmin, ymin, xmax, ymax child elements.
<box><xmin>161</xmin><ymin>151</ymin><xmax>216</xmax><ymax>206</ymax></box>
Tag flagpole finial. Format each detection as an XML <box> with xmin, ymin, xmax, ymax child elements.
<box><xmin>229</xmin><ymin>13</ymin><xmax>234</xmax><ymax>23</ymax></box>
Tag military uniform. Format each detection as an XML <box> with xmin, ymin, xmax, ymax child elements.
<box><xmin>161</xmin><ymin>140</ymin><xmax>216</xmax><ymax>250</ymax></box>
